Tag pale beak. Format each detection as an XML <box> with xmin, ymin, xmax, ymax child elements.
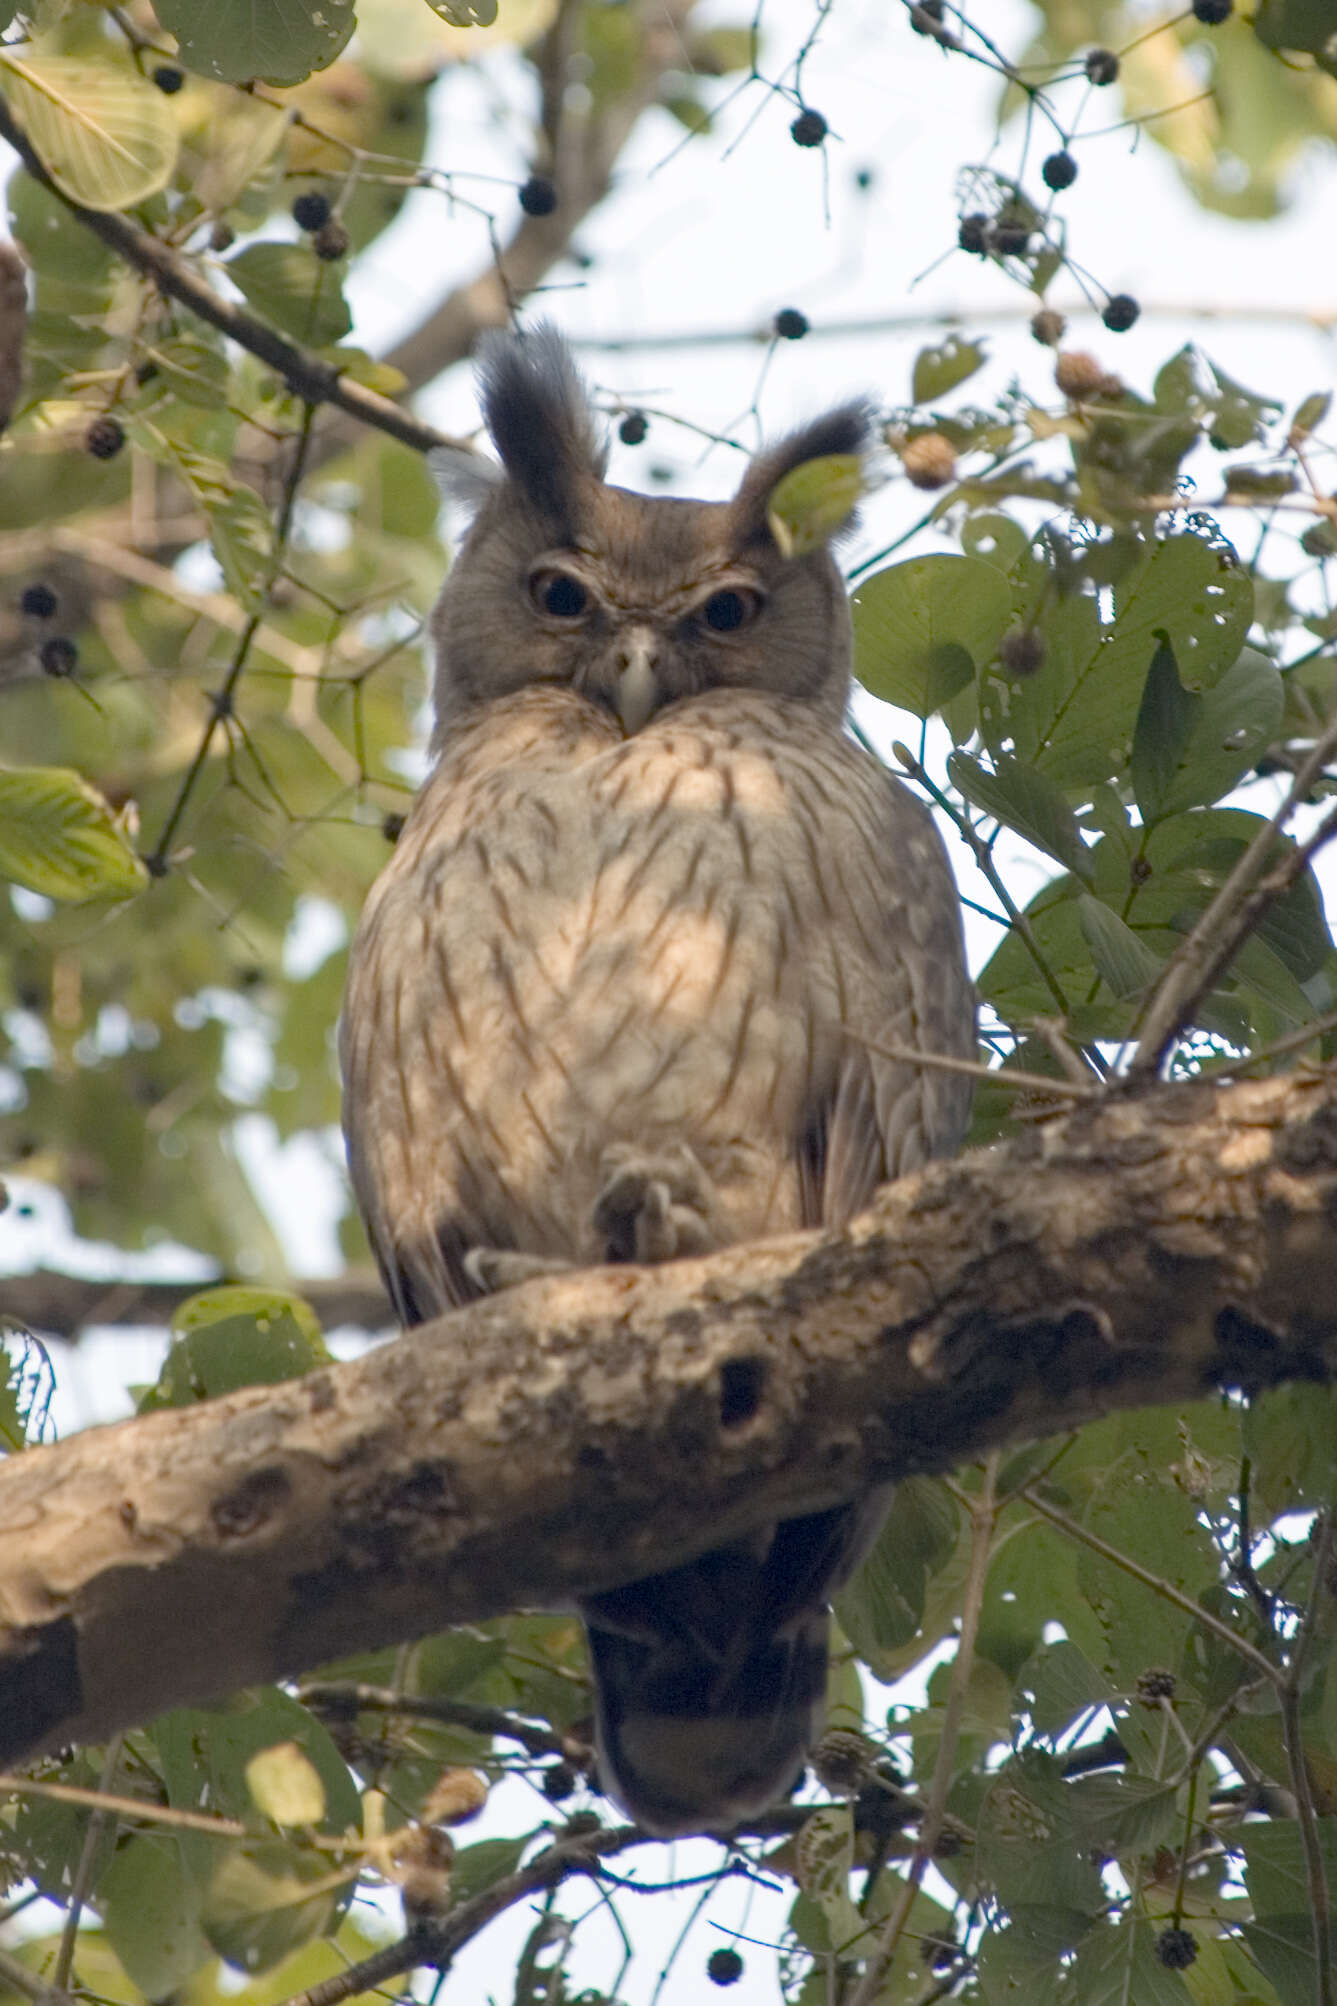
<box><xmin>614</xmin><ymin>627</ymin><xmax>661</xmax><ymax>735</ymax></box>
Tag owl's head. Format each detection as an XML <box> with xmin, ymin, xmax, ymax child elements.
<box><xmin>428</xmin><ymin>325</ymin><xmax>871</xmax><ymax>737</ymax></box>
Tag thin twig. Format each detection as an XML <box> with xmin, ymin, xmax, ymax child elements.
<box><xmin>841</xmin><ymin>1028</ymin><xmax>1096</xmax><ymax>1100</ymax></box>
<box><xmin>298</xmin><ymin>1682</ymin><xmax>588</xmax><ymax>1764</ymax></box>
<box><xmin>848</xmin><ymin>1456</ymin><xmax>999</xmax><ymax>2006</ymax></box>
<box><xmin>1130</xmin><ymin>714</ymin><xmax>1337</xmax><ymax>1077</ymax></box>
<box><xmin>1280</xmin><ymin>1511</ymin><xmax>1334</xmax><ymax>2006</ymax></box>
<box><xmin>1019</xmin><ymin>1485</ymin><xmax>1282</xmax><ymax>1688</ymax></box>
<box><xmin>0</xmin><ymin>1945</ymin><xmax>77</xmax><ymax>2006</ymax></box>
<box><xmin>53</xmin><ymin>1736</ymin><xmax>122</xmax><ymax>1989</ymax></box>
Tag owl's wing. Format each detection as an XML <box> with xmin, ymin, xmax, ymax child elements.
<box><xmin>808</xmin><ymin>761</ymin><xmax>976</xmax><ymax>1230</ymax></box>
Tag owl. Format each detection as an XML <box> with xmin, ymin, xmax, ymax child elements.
<box><xmin>340</xmin><ymin>326</ymin><xmax>975</xmax><ymax>1837</ymax></box>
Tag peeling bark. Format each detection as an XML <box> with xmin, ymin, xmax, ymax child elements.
<box><xmin>2</xmin><ymin>1070</ymin><xmax>1336</xmax><ymax>1765</ymax></box>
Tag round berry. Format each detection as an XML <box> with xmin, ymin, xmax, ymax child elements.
<box><xmin>1054</xmin><ymin>349</ymin><xmax>1107</xmax><ymax>399</ymax></box>
<box><xmin>542</xmin><ymin>1761</ymin><xmax>577</xmax><ymax>1801</ymax></box>
<box><xmin>990</xmin><ymin>217</ymin><xmax>1032</xmax><ymax>256</ymax></box>
<box><xmin>853</xmin><ymin>165</ymin><xmax>875</xmax><ymax>192</ymax></box>
<box><xmin>999</xmin><ymin>627</ymin><xmax>1046</xmax><ymax>678</ymax></box>
<box><xmin>789</xmin><ymin>108</ymin><xmax>827</xmax><ymax>147</ymax></box>
<box><xmin>1155</xmin><ymin>1927</ymin><xmax>1197</xmax><ymax>1970</ymax></box>
<box><xmin>85</xmin><ymin>415</ymin><xmax>125</xmax><ymax>460</ymax></box>
<box><xmin>1191</xmin><ymin>0</ymin><xmax>1232</xmax><ymax>20</ymax></box>
<box><xmin>209</xmin><ymin>221</ymin><xmax>235</xmax><ymax>253</ymax></box>
<box><xmin>1102</xmin><ymin>292</ymin><xmax>1141</xmax><ymax>333</ymax></box>
<box><xmin>381</xmin><ymin>811</ymin><xmax>405</xmax><ymax>844</ymax></box>
<box><xmin>21</xmin><ymin>583</ymin><xmax>58</xmax><ymax>620</ymax></box>
<box><xmin>811</xmin><ymin>1728</ymin><xmax>876</xmax><ymax>1793</ymax></box>
<box><xmin>1041</xmin><ymin>150</ymin><xmax>1077</xmax><ymax>191</ymax></box>
<box><xmin>1084</xmin><ymin>48</ymin><xmax>1119</xmax><ymax>85</ymax></box>
<box><xmin>152</xmin><ymin>64</ymin><xmax>184</xmax><ymax>93</ymax></box>
<box><xmin>707</xmin><ymin>1948</ymin><xmax>744</xmax><ymax>1986</ymax></box>
<box><xmin>39</xmin><ymin>636</ymin><xmax>78</xmax><ymax>678</ymax></box>
<box><xmin>957</xmin><ymin>212</ymin><xmax>988</xmax><ymax>254</ymax></box>
<box><xmin>312</xmin><ymin>219</ymin><xmax>350</xmax><ymax>261</ymax></box>
<box><xmin>518</xmin><ymin>175</ymin><xmax>558</xmax><ymax>217</ymax></box>
<box><xmin>618</xmin><ymin>411</ymin><xmax>648</xmax><ymax>446</ymax></box>
<box><xmin>291</xmin><ymin>190</ymin><xmax>331</xmax><ymax>232</ymax></box>
<box><xmin>773</xmin><ymin>307</ymin><xmax>808</xmax><ymax>340</ymax></box>
<box><xmin>1136</xmin><ymin>1667</ymin><xmax>1178</xmax><ymax>1706</ymax></box>
<box><xmin>134</xmin><ymin>358</ymin><xmax>160</xmax><ymax>386</ymax></box>
<box><xmin>909</xmin><ymin>0</ymin><xmax>949</xmax><ymax>31</ymax></box>
<box><xmin>900</xmin><ymin>432</ymin><xmax>957</xmax><ymax>490</ymax></box>
<box><xmin>1030</xmin><ymin>307</ymin><xmax>1065</xmax><ymax>346</ymax></box>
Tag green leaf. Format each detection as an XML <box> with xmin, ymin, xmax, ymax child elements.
<box><xmin>139</xmin><ymin>1286</ymin><xmax>327</xmax><ymax>1410</ymax></box>
<box><xmin>852</xmin><ymin>553</ymin><xmax>1013</xmax><ymax>718</ymax></box>
<box><xmin>948</xmin><ymin>749</ymin><xmax>1092</xmax><ymax>880</ymax></box>
<box><xmin>1289</xmin><ymin>390</ymin><xmax>1332</xmax><ymax>442</ymax></box>
<box><xmin>99</xmin><ymin>1836</ymin><xmax>212</xmax><ymax>1997</ymax></box>
<box><xmin>795</xmin><ymin>1806</ymin><xmax>866</xmax><ymax>1956</ymax></box>
<box><xmin>1240</xmin><ymin>1820</ymin><xmax>1337</xmax><ymax>2006</ymax></box>
<box><xmin>767</xmin><ymin>454</ymin><xmax>864</xmax><ymax>557</ymax></box>
<box><xmin>1133</xmin><ymin>634</ymin><xmax>1286</xmax><ymax>822</ymax></box>
<box><xmin>1131</xmin><ymin>637</ymin><xmax>1196</xmax><ymax>825</ymax></box>
<box><xmin>1243</xmin><ymin>1385</ymin><xmax>1337</xmax><ymax>1517</ymax></box>
<box><xmin>1016</xmin><ymin>1639</ymin><xmax>1112</xmax><ymax>1741</ymax></box>
<box><xmin>226</xmin><ymin>243</ymin><xmax>352</xmax><ymax>346</ymax></box>
<box><xmin>428</xmin><ymin>0</ymin><xmax>501</xmax><ymax>22</ymax></box>
<box><xmin>448</xmin><ymin>1835</ymin><xmax>529</xmax><ymax>1903</ymax></box>
<box><xmin>837</xmin><ymin>1477</ymin><xmax>960</xmax><ymax>1672</ymax></box>
<box><xmin>0</xmin><ymin>52</ymin><xmax>178</xmax><ymax>210</ymax></box>
<box><xmin>912</xmin><ymin>335</ymin><xmax>987</xmax><ymax>404</ymax></box>
<box><xmin>202</xmin><ymin>1840</ymin><xmax>349</xmax><ymax>1975</ymax></box>
<box><xmin>1078</xmin><ymin>896</ymin><xmax>1164</xmax><ymax>1000</ymax></box>
<box><xmin>1067</xmin><ymin>1917</ymin><xmax>1195</xmax><ymax>2004</ymax></box>
<box><xmin>154</xmin><ymin>0</ymin><xmax>356</xmax><ymax>86</ymax></box>
<box><xmin>0</xmin><ymin>766</ymin><xmax>146</xmax><ymax>903</ymax></box>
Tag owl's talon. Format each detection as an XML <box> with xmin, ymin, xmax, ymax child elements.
<box><xmin>464</xmin><ymin>1248</ymin><xmax>573</xmax><ymax>1295</ymax></box>
<box><xmin>593</xmin><ymin>1151</ymin><xmax>715</xmax><ymax>1264</ymax></box>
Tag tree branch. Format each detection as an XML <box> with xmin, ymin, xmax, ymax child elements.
<box><xmin>3</xmin><ymin>1068</ymin><xmax>1337</xmax><ymax>1766</ymax></box>
<box><xmin>0</xmin><ymin>1267</ymin><xmax>392</xmax><ymax>1342</ymax></box>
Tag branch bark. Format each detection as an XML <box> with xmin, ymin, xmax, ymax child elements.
<box><xmin>0</xmin><ymin>1267</ymin><xmax>392</xmax><ymax>1343</ymax></box>
<box><xmin>3</xmin><ymin>1068</ymin><xmax>1337</xmax><ymax>1766</ymax></box>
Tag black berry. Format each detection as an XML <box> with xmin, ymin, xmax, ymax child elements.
<box><xmin>518</xmin><ymin>175</ymin><xmax>558</xmax><ymax>217</ymax></box>
<box><xmin>853</xmin><ymin>165</ymin><xmax>875</xmax><ymax>191</ymax></box>
<box><xmin>1191</xmin><ymin>0</ymin><xmax>1232</xmax><ymax>19</ymax></box>
<box><xmin>1042</xmin><ymin>150</ymin><xmax>1077</xmax><ymax>190</ymax></box>
<box><xmin>134</xmin><ymin>359</ymin><xmax>160</xmax><ymax>385</ymax></box>
<box><xmin>291</xmin><ymin>190</ymin><xmax>331</xmax><ymax>232</ymax></box>
<box><xmin>1102</xmin><ymin>293</ymin><xmax>1140</xmax><ymax>333</ymax></box>
<box><xmin>1084</xmin><ymin>47</ymin><xmax>1120</xmax><ymax>84</ymax></box>
<box><xmin>152</xmin><ymin>65</ymin><xmax>184</xmax><ymax>93</ymax></box>
<box><xmin>381</xmin><ymin>812</ymin><xmax>405</xmax><ymax>844</ymax></box>
<box><xmin>990</xmin><ymin>218</ymin><xmax>1032</xmax><ymax>256</ymax></box>
<box><xmin>957</xmin><ymin>212</ymin><xmax>988</xmax><ymax>254</ymax></box>
<box><xmin>1155</xmin><ymin>1928</ymin><xmax>1197</xmax><ymax>1970</ymax></box>
<box><xmin>85</xmin><ymin>415</ymin><xmax>125</xmax><ymax>460</ymax></box>
<box><xmin>209</xmin><ymin>221</ymin><xmax>235</xmax><ymax>253</ymax></box>
<box><xmin>999</xmin><ymin>627</ymin><xmax>1046</xmax><ymax>677</ymax></box>
<box><xmin>21</xmin><ymin>583</ymin><xmax>58</xmax><ymax>619</ymax></box>
<box><xmin>39</xmin><ymin>636</ymin><xmax>78</xmax><ymax>678</ymax></box>
<box><xmin>542</xmin><ymin>1762</ymin><xmax>577</xmax><ymax>1801</ymax></box>
<box><xmin>773</xmin><ymin>307</ymin><xmax>808</xmax><ymax>340</ymax></box>
<box><xmin>909</xmin><ymin>0</ymin><xmax>946</xmax><ymax>29</ymax></box>
<box><xmin>707</xmin><ymin>1948</ymin><xmax>744</xmax><ymax>1986</ymax></box>
<box><xmin>790</xmin><ymin>108</ymin><xmax>827</xmax><ymax>147</ymax></box>
<box><xmin>618</xmin><ymin>411</ymin><xmax>648</xmax><ymax>446</ymax></box>
<box><xmin>312</xmin><ymin>219</ymin><xmax>350</xmax><ymax>261</ymax></box>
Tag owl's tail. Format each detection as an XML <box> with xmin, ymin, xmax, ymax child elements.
<box><xmin>580</xmin><ymin>1502</ymin><xmax>862</xmax><ymax>1837</ymax></box>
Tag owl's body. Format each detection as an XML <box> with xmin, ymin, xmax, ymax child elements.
<box><xmin>341</xmin><ymin>330</ymin><xmax>975</xmax><ymax>1835</ymax></box>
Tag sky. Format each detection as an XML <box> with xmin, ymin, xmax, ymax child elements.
<box><xmin>2</xmin><ymin>0</ymin><xmax>1337</xmax><ymax>1997</ymax></box>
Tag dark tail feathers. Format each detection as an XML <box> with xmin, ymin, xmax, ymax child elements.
<box><xmin>581</xmin><ymin>1504</ymin><xmax>862</xmax><ymax>1837</ymax></box>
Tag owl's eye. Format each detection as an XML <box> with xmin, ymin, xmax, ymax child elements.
<box><xmin>701</xmin><ymin>588</ymin><xmax>761</xmax><ymax>633</ymax></box>
<box><xmin>530</xmin><ymin>569</ymin><xmax>590</xmax><ymax>619</ymax></box>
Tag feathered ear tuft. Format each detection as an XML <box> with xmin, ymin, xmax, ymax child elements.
<box><xmin>428</xmin><ymin>445</ymin><xmax>507</xmax><ymax>519</ymax></box>
<box><xmin>732</xmin><ymin>400</ymin><xmax>875</xmax><ymax>544</ymax></box>
<box><xmin>475</xmin><ymin>322</ymin><xmax>608</xmax><ymax>528</ymax></box>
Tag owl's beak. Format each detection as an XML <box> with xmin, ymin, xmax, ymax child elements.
<box><xmin>614</xmin><ymin>627</ymin><xmax>661</xmax><ymax>735</ymax></box>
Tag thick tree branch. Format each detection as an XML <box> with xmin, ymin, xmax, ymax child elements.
<box><xmin>3</xmin><ymin>1068</ymin><xmax>1337</xmax><ymax>1766</ymax></box>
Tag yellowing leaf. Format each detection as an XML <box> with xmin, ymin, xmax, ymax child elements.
<box><xmin>0</xmin><ymin>765</ymin><xmax>146</xmax><ymax>902</ymax></box>
<box><xmin>767</xmin><ymin>454</ymin><xmax>864</xmax><ymax>558</ymax></box>
<box><xmin>0</xmin><ymin>53</ymin><xmax>178</xmax><ymax>210</ymax></box>
<box><xmin>245</xmin><ymin>1743</ymin><xmax>328</xmax><ymax>1828</ymax></box>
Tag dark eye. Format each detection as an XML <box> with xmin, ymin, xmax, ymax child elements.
<box><xmin>702</xmin><ymin>589</ymin><xmax>759</xmax><ymax>633</ymax></box>
<box><xmin>531</xmin><ymin>570</ymin><xmax>589</xmax><ymax>618</ymax></box>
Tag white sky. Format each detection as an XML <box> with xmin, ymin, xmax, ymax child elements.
<box><xmin>3</xmin><ymin>0</ymin><xmax>1336</xmax><ymax>1997</ymax></box>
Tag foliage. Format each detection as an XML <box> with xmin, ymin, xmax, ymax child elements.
<box><xmin>2</xmin><ymin>0</ymin><xmax>1337</xmax><ymax>2000</ymax></box>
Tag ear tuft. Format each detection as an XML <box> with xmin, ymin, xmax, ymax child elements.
<box><xmin>476</xmin><ymin>321</ymin><xmax>608</xmax><ymax>526</ymax></box>
<box><xmin>733</xmin><ymin>399</ymin><xmax>876</xmax><ymax>544</ymax></box>
<box><xmin>428</xmin><ymin>445</ymin><xmax>506</xmax><ymax>518</ymax></box>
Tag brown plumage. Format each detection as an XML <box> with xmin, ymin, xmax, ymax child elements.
<box><xmin>340</xmin><ymin>327</ymin><xmax>975</xmax><ymax>1836</ymax></box>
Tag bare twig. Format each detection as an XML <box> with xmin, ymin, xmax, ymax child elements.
<box><xmin>848</xmin><ymin>1455</ymin><xmax>999</xmax><ymax>2006</ymax></box>
<box><xmin>1280</xmin><ymin>1511</ymin><xmax>1335</xmax><ymax>2006</ymax></box>
<box><xmin>842</xmin><ymin>1028</ymin><xmax>1096</xmax><ymax>1101</ymax></box>
<box><xmin>1130</xmin><ymin>711</ymin><xmax>1337</xmax><ymax>1077</ymax></box>
<box><xmin>0</xmin><ymin>239</ymin><xmax>26</xmax><ymax>434</ymax></box>
<box><xmin>53</xmin><ymin>1737</ymin><xmax>122</xmax><ymax>1989</ymax></box>
<box><xmin>298</xmin><ymin>1682</ymin><xmax>588</xmax><ymax>1764</ymax></box>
